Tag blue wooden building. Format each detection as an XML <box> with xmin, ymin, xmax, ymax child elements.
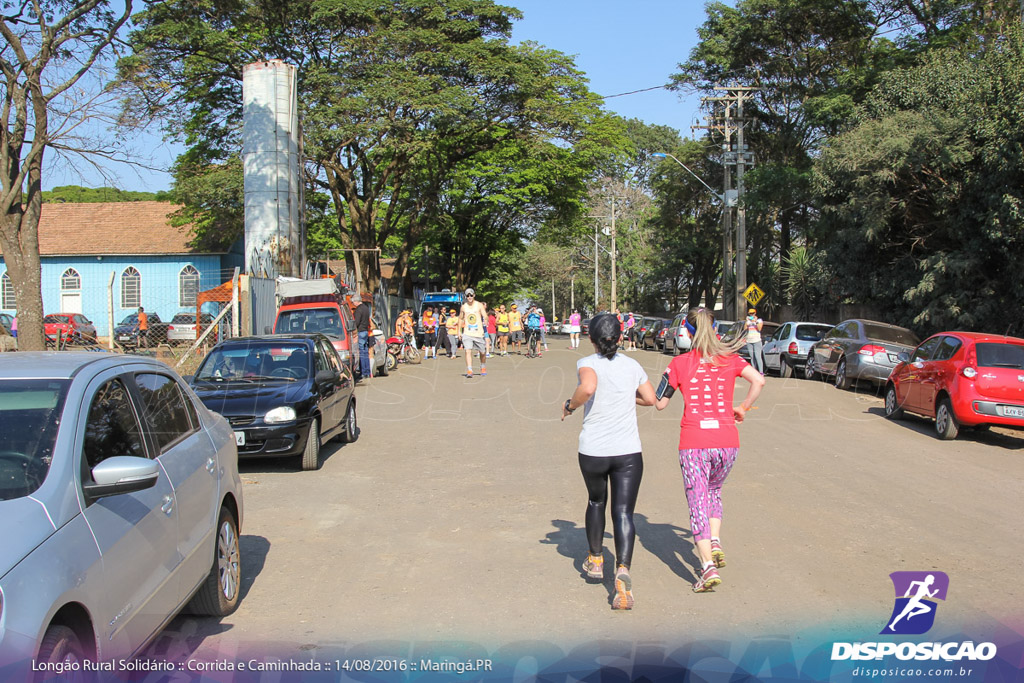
<box><xmin>0</xmin><ymin>202</ymin><xmax>240</xmax><ymax>334</ymax></box>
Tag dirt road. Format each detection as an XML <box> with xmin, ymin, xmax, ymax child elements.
<box><xmin>162</xmin><ymin>340</ymin><xmax>1023</xmax><ymax>668</ymax></box>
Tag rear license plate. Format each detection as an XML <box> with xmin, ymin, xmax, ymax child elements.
<box><xmin>1001</xmin><ymin>405</ymin><xmax>1024</xmax><ymax>418</ymax></box>
<box><xmin>234</xmin><ymin>431</ymin><xmax>246</xmax><ymax>446</ymax></box>
<box><xmin>118</xmin><ymin>335</ymin><xmax>130</xmax><ymax>341</ymax></box>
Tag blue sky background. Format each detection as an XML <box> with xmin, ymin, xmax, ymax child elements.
<box><xmin>44</xmin><ymin>1</ymin><xmax>713</xmax><ymax>192</ymax></box>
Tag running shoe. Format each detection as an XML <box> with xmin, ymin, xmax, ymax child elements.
<box><xmin>612</xmin><ymin>567</ymin><xmax>634</xmax><ymax>610</ymax></box>
<box><xmin>465</xmin><ymin>371</ymin><xmax>473</xmax><ymax>378</ymax></box>
<box><xmin>583</xmin><ymin>554</ymin><xmax>604</xmax><ymax>580</ymax></box>
<box><xmin>692</xmin><ymin>565</ymin><xmax>721</xmax><ymax>593</ymax></box>
<box><xmin>710</xmin><ymin>539</ymin><xmax>726</xmax><ymax>568</ymax></box>
<box><xmin>480</xmin><ymin>369</ymin><xmax>487</xmax><ymax>376</ymax></box>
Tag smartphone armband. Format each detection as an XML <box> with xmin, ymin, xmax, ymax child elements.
<box><xmin>656</xmin><ymin>372</ymin><xmax>675</xmax><ymax>400</ymax></box>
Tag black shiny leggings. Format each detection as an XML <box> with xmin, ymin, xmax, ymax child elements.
<box><xmin>578</xmin><ymin>452</ymin><xmax>643</xmax><ymax>568</ymax></box>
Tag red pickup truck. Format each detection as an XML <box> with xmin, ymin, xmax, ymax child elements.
<box><xmin>273</xmin><ymin>278</ymin><xmax>358</xmax><ymax>375</ymax></box>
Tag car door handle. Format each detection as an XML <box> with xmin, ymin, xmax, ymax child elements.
<box><xmin>161</xmin><ymin>495</ymin><xmax>174</xmax><ymax>515</ymax></box>
<box><xmin>206</xmin><ymin>457</ymin><xmax>216</xmax><ymax>474</ymax></box>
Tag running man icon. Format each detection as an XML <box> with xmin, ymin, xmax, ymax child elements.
<box><xmin>881</xmin><ymin>571</ymin><xmax>950</xmax><ymax>635</ymax></box>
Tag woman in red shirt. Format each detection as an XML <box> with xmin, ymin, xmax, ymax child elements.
<box><xmin>655</xmin><ymin>308</ymin><xmax>764</xmax><ymax>592</ymax></box>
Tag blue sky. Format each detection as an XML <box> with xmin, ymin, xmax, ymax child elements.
<box><xmin>44</xmin><ymin>1</ymin><xmax>712</xmax><ymax>192</ymax></box>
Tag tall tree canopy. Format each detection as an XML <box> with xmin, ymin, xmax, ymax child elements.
<box><xmin>122</xmin><ymin>0</ymin><xmax>612</xmax><ymax>293</ymax></box>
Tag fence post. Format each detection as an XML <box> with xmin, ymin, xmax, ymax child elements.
<box><xmin>231</xmin><ymin>267</ymin><xmax>240</xmax><ymax>338</ymax></box>
<box><xmin>107</xmin><ymin>271</ymin><xmax>115</xmax><ymax>350</ymax></box>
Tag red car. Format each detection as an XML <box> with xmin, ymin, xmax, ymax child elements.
<box><xmin>884</xmin><ymin>332</ymin><xmax>1024</xmax><ymax>439</ymax></box>
<box><xmin>43</xmin><ymin>313</ymin><xmax>97</xmax><ymax>344</ymax></box>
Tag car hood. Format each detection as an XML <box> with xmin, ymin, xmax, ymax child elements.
<box><xmin>0</xmin><ymin>497</ymin><xmax>58</xmax><ymax>579</ymax></box>
<box><xmin>190</xmin><ymin>380</ymin><xmax>313</xmax><ymax>418</ymax></box>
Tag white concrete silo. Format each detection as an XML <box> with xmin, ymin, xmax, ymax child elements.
<box><xmin>242</xmin><ymin>60</ymin><xmax>304</xmax><ymax>277</ymax></box>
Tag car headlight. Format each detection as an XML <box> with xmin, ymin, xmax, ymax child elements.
<box><xmin>264</xmin><ymin>406</ymin><xmax>297</xmax><ymax>424</ymax></box>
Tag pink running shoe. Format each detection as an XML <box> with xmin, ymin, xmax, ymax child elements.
<box><xmin>693</xmin><ymin>565</ymin><xmax>721</xmax><ymax>593</ymax></box>
<box><xmin>612</xmin><ymin>567</ymin><xmax>634</xmax><ymax>610</ymax></box>
<box><xmin>710</xmin><ymin>539</ymin><xmax>726</xmax><ymax>568</ymax></box>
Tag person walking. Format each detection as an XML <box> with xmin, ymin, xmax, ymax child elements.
<box><xmin>538</xmin><ymin>308</ymin><xmax>548</xmax><ymax>351</ymax></box>
<box><xmin>353</xmin><ymin>294</ymin><xmax>372</xmax><ymax>379</ymax></box>
<box><xmin>743</xmin><ymin>308</ymin><xmax>765</xmax><ymax>374</ymax></box>
<box><xmin>625</xmin><ymin>312</ymin><xmax>636</xmax><ymax>351</ymax></box>
<box><xmin>562</xmin><ymin>314</ymin><xmax>657</xmax><ymax>610</ymax></box>
<box><xmin>568</xmin><ymin>309</ymin><xmax>581</xmax><ymax>349</ymax></box>
<box><xmin>137</xmin><ymin>306</ymin><xmax>149</xmax><ymax>348</ymax></box>
<box><xmin>496</xmin><ymin>304</ymin><xmax>510</xmax><ymax>356</ymax></box>
<box><xmin>444</xmin><ymin>308</ymin><xmax>460</xmax><ymax>359</ymax></box>
<box><xmin>508</xmin><ymin>304</ymin><xmax>524</xmax><ymax>354</ymax></box>
<box><xmin>421</xmin><ymin>306</ymin><xmax>438</xmax><ymax>359</ymax></box>
<box><xmin>654</xmin><ymin>308</ymin><xmax>765</xmax><ymax>593</ymax></box>
<box><xmin>459</xmin><ymin>288</ymin><xmax>487</xmax><ymax>377</ymax></box>
<box><xmin>486</xmin><ymin>306</ymin><xmax>497</xmax><ymax>358</ymax></box>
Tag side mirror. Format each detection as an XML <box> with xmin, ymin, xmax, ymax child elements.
<box><xmin>182</xmin><ymin>374</ymin><xmax>194</xmax><ymax>383</ymax></box>
<box><xmin>83</xmin><ymin>456</ymin><xmax>160</xmax><ymax>503</ymax></box>
<box><xmin>315</xmin><ymin>369</ymin><xmax>339</xmax><ymax>386</ymax></box>
<box><xmin>897</xmin><ymin>352</ymin><xmax>910</xmax><ymax>363</ymax></box>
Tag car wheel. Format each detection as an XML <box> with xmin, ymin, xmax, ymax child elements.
<box><xmin>884</xmin><ymin>384</ymin><xmax>904</xmax><ymax>419</ymax></box>
<box><xmin>671</xmin><ymin>339</ymin><xmax>680</xmax><ymax>356</ymax></box>
<box><xmin>187</xmin><ymin>506</ymin><xmax>241</xmax><ymax>616</ymax></box>
<box><xmin>377</xmin><ymin>349</ymin><xmax>389</xmax><ymax>376</ymax></box>
<box><xmin>835</xmin><ymin>359</ymin><xmax>851</xmax><ymax>390</ymax></box>
<box><xmin>36</xmin><ymin>624</ymin><xmax>87</xmax><ymax>674</ymax></box>
<box><xmin>803</xmin><ymin>357</ymin><xmax>818</xmax><ymax>381</ymax></box>
<box><xmin>342</xmin><ymin>399</ymin><xmax>359</xmax><ymax>443</ymax></box>
<box><xmin>935</xmin><ymin>397</ymin><xmax>960</xmax><ymax>440</ymax></box>
<box><xmin>385</xmin><ymin>352</ymin><xmax>397</xmax><ymax>372</ymax></box>
<box><xmin>780</xmin><ymin>358</ymin><xmax>793</xmax><ymax>378</ymax></box>
<box><xmin>301</xmin><ymin>418</ymin><xmax>321</xmax><ymax>470</ymax></box>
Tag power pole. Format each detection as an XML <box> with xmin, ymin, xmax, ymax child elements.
<box><xmin>693</xmin><ymin>84</ymin><xmax>757</xmax><ymax>319</ymax></box>
<box><xmin>610</xmin><ymin>197</ymin><xmax>618</xmax><ymax>313</ymax></box>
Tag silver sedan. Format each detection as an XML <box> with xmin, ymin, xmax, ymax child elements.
<box><xmin>0</xmin><ymin>352</ymin><xmax>243</xmax><ymax>672</ymax></box>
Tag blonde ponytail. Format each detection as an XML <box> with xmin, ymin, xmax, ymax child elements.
<box><xmin>689</xmin><ymin>308</ymin><xmax>745</xmax><ymax>364</ymax></box>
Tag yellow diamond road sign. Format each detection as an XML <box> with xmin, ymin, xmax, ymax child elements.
<box><xmin>743</xmin><ymin>283</ymin><xmax>765</xmax><ymax>307</ymax></box>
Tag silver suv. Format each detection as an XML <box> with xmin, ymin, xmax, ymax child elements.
<box><xmin>0</xmin><ymin>353</ymin><xmax>244</xmax><ymax>671</ymax></box>
<box><xmin>762</xmin><ymin>321</ymin><xmax>833</xmax><ymax>377</ymax></box>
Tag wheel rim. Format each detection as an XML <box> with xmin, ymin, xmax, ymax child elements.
<box><xmin>886</xmin><ymin>389</ymin><xmax>896</xmax><ymax>414</ymax></box>
<box><xmin>348</xmin><ymin>402</ymin><xmax>357</xmax><ymax>434</ymax></box>
<box><xmin>937</xmin><ymin>404</ymin><xmax>949</xmax><ymax>433</ymax></box>
<box><xmin>218</xmin><ymin>518</ymin><xmax>240</xmax><ymax>601</ymax></box>
<box><xmin>836</xmin><ymin>362</ymin><xmax>845</xmax><ymax>386</ymax></box>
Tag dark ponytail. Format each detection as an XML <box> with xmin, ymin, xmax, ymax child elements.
<box><xmin>589</xmin><ymin>313</ymin><xmax>621</xmax><ymax>360</ymax></box>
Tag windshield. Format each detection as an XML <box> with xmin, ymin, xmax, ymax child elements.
<box><xmin>119</xmin><ymin>314</ymin><xmax>139</xmax><ymax>325</ymax></box>
<box><xmin>172</xmin><ymin>314</ymin><xmax>195</xmax><ymax>324</ymax></box>
<box><xmin>0</xmin><ymin>380</ymin><xmax>69</xmax><ymax>501</ymax></box>
<box><xmin>196</xmin><ymin>344</ymin><xmax>311</xmax><ymax>382</ymax></box>
<box><xmin>276</xmin><ymin>309</ymin><xmax>343</xmax><ymax>336</ymax></box>
<box><xmin>976</xmin><ymin>342</ymin><xmax>1024</xmax><ymax>369</ymax></box>
<box><xmin>43</xmin><ymin>315</ymin><xmax>68</xmax><ymax>324</ymax></box>
<box><xmin>863</xmin><ymin>323</ymin><xmax>919</xmax><ymax>346</ymax></box>
<box><xmin>796</xmin><ymin>324</ymin><xmax>832</xmax><ymax>342</ymax></box>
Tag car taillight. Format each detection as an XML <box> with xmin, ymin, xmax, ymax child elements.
<box><xmin>858</xmin><ymin>344</ymin><xmax>886</xmax><ymax>356</ymax></box>
<box><xmin>168</xmin><ymin>325</ymin><xmax>175</xmax><ymax>331</ymax></box>
<box><xmin>961</xmin><ymin>366</ymin><xmax>977</xmax><ymax>379</ymax></box>
<box><xmin>788</xmin><ymin>342</ymin><xmax>798</xmax><ymax>355</ymax></box>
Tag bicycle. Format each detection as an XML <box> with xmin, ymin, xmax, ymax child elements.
<box><xmin>525</xmin><ymin>327</ymin><xmax>541</xmax><ymax>358</ymax></box>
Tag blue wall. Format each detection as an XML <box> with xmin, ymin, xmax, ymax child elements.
<box><xmin>0</xmin><ymin>255</ymin><xmax>228</xmax><ymax>333</ymax></box>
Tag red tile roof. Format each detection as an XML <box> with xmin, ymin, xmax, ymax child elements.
<box><xmin>0</xmin><ymin>202</ymin><xmax>205</xmax><ymax>256</ymax></box>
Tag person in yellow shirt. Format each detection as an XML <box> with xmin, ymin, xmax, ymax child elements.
<box><xmin>495</xmin><ymin>304</ymin><xmax>510</xmax><ymax>356</ymax></box>
<box><xmin>444</xmin><ymin>308</ymin><xmax>460</xmax><ymax>359</ymax></box>
<box><xmin>508</xmin><ymin>303</ymin><xmax>524</xmax><ymax>355</ymax></box>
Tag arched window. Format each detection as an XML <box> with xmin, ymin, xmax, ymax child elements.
<box><xmin>121</xmin><ymin>267</ymin><xmax>141</xmax><ymax>309</ymax></box>
<box><xmin>61</xmin><ymin>268</ymin><xmax>81</xmax><ymax>292</ymax></box>
<box><xmin>1</xmin><ymin>273</ymin><xmax>15</xmax><ymax>310</ymax></box>
<box><xmin>179</xmin><ymin>265</ymin><xmax>200</xmax><ymax>307</ymax></box>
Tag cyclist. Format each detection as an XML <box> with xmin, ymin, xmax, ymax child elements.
<box><xmin>525</xmin><ymin>305</ymin><xmax>543</xmax><ymax>358</ymax></box>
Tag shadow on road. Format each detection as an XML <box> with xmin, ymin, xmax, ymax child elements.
<box><xmin>540</xmin><ymin>519</ymin><xmax>620</xmax><ymax>606</ymax></box>
<box><xmin>236</xmin><ymin>438</ymin><xmax>356</xmax><ymax>474</ymax></box>
<box><xmin>147</xmin><ymin>534</ymin><xmax>271</xmax><ymax>661</ymax></box>
<box><xmin>634</xmin><ymin>514</ymin><xmax>699</xmax><ymax>584</ymax></box>
<box><xmin>865</xmin><ymin>407</ymin><xmax>1024</xmax><ymax>449</ymax></box>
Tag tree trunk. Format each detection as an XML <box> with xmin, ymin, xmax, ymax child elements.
<box><xmin>0</xmin><ymin>198</ymin><xmax>45</xmax><ymax>352</ymax></box>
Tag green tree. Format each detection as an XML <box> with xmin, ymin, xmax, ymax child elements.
<box><xmin>813</xmin><ymin>24</ymin><xmax>1024</xmax><ymax>334</ymax></box>
<box><xmin>123</xmin><ymin>0</ymin><xmax>607</xmax><ymax>294</ymax></box>
<box><xmin>42</xmin><ymin>185</ymin><xmax>167</xmax><ymax>203</ymax></box>
<box><xmin>1</xmin><ymin>0</ymin><xmax>133</xmax><ymax>350</ymax></box>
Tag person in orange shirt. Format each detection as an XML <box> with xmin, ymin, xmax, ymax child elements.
<box><xmin>137</xmin><ymin>306</ymin><xmax>149</xmax><ymax>348</ymax></box>
<box><xmin>444</xmin><ymin>308</ymin><xmax>460</xmax><ymax>359</ymax></box>
<box><xmin>421</xmin><ymin>307</ymin><xmax>438</xmax><ymax>359</ymax></box>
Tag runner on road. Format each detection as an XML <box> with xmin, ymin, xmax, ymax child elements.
<box><xmin>496</xmin><ymin>305</ymin><xmax>510</xmax><ymax>356</ymax></box>
<box><xmin>569</xmin><ymin>309</ymin><xmax>581</xmax><ymax>349</ymax></box>
<box><xmin>445</xmin><ymin>309</ymin><xmax>460</xmax><ymax>359</ymax></box>
<box><xmin>459</xmin><ymin>288</ymin><xmax>488</xmax><ymax>377</ymax></box>
<box><xmin>486</xmin><ymin>305</ymin><xmax>497</xmax><ymax>358</ymax></box>
<box><xmin>654</xmin><ymin>308</ymin><xmax>764</xmax><ymax>593</ymax></box>
<box><xmin>508</xmin><ymin>304</ymin><xmax>524</xmax><ymax>355</ymax></box>
<box><xmin>562</xmin><ymin>313</ymin><xmax>657</xmax><ymax>610</ymax></box>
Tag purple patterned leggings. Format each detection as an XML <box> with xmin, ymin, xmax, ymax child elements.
<box><xmin>678</xmin><ymin>448</ymin><xmax>740</xmax><ymax>542</ymax></box>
